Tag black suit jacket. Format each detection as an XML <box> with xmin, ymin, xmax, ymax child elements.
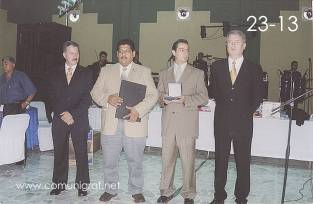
<box><xmin>209</xmin><ymin>59</ymin><xmax>263</xmax><ymax>138</ymax></box>
<box><xmin>49</xmin><ymin>65</ymin><xmax>92</xmax><ymax>130</ymax></box>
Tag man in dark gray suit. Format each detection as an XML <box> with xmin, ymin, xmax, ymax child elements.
<box><xmin>208</xmin><ymin>30</ymin><xmax>263</xmax><ymax>204</ymax></box>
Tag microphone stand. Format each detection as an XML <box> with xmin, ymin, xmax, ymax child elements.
<box><xmin>271</xmin><ymin>78</ymin><xmax>313</xmax><ymax>204</ymax></box>
<box><xmin>281</xmin><ymin>70</ymin><xmax>294</xmax><ymax>204</ymax></box>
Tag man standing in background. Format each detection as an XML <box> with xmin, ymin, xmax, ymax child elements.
<box><xmin>193</xmin><ymin>52</ymin><xmax>209</xmax><ymax>92</ymax></box>
<box><xmin>88</xmin><ymin>51</ymin><xmax>111</xmax><ymax>84</ymax></box>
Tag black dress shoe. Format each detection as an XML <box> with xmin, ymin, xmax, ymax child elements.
<box><xmin>209</xmin><ymin>199</ymin><xmax>224</xmax><ymax>204</ymax></box>
<box><xmin>157</xmin><ymin>195</ymin><xmax>173</xmax><ymax>203</ymax></box>
<box><xmin>50</xmin><ymin>187</ymin><xmax>65</xmax><ymax>195</ymax></box>
<box><xmin>132</xmin><ymin>193</ymin><xmax>145</xmax><ymax>203</ymax></box>
<box><xmin>184</xmin><ymin>198</ymin><xmax>194</xmax><ymax>204</ymax></box>
<box><xmin>15</xmin><ymin>160</ymin><xmax>25</xmax><ymax>165</ymax></box>
<box><xmin>235</xmin><ymin>200</ymin><xmax>247</xmax><ymax>204</ymax></box>
<box><xmin>99</xmin><ymin>192</ymin><xmax>117</xmax><ymax>202</ymax></box>
<box><xmin>78</xmin><ymin>188</ymin><xmax>88</xmax><ymax>196</ymax></box>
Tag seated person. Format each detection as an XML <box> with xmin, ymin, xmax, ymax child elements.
<box><xmin>0</xmin><ymin>56</ymin><xmax>37</xmax><ymax>117</ymax></box>
<box><xmin>0</xmin><ymin>56</ymin><xmax>37</xmax><ymax>165</ymax></box>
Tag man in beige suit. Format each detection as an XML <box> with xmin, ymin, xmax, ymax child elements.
<box><xmin>91</xmin><ymin>39</ymin><xmax>158</xmax><ymax>203</ymax></box>
<box><xmin>157</xmin><ymin>39</ymin><xmax>208</xmax><ymax>204</ymax></box>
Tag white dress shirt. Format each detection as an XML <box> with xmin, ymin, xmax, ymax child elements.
<box><xmin>174</xmin><ymin>62</ymin><xmax>187</xmax><ymax>82</ymax></box>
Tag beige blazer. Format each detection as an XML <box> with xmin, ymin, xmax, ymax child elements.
<box><xmin>91</xmin><ymin>63</ymin><xmax>158</xmax><ymax>137</ymax></box>
<box><xmin>158</xmin><ymin>64</ymin><xmax>209</xmax><ymax>138</ymax></box>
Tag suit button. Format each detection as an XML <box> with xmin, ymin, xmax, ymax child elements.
<box><xmin>232</xmin><ymin>87</ymin><xmax>235</xmax><ymax>90</ymax></box>
<box><xmin>230</xmin><ymin>98</ymin><xmax>233</xmax><ymax>102</ymax></box>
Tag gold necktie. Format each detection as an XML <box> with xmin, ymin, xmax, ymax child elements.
<box><xmin>66</xmin><ymin>67</ymin><xmax>73</xmax><ymax>84</ymax></box>
<box><xmin>230</xmin><ymin>61</ymin><xmax>237</xmax><ymax>84</ymax></box>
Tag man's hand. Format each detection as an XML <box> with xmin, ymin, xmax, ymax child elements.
<box><xmin>21</xmin><ymin>102</ymin><xmax>29</xmax><ymax>110</ymax></box>
<box><xmin>162</xmin><ymin>95</ymin><xmax>174</xmax><ymax>105</ymax></box>
<box><xmin>108</xmin><ymin>94</ymin><xmax>123</xmax><ymax>108</ymax></box>
<box><xmin>162</xmin><ymin>96</ymin><xmax>185</xmax><ymax>105</ymax></box>
<box><xmin>175</xmin><ymin>96</ymin><xmax>185</xmax><ymax>104</ymax></box>
<box><xmin>123</xmin><ymin>106</ymin><xmax>140</xmax><ymax>122</ymax></box>
<box><xmin>60</xmin><ymin>111</ymin><xmax>74</xmax><ymax>125</ymax></box>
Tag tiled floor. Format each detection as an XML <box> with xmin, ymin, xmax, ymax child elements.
<box><xmin>1</xmin><ymin>149</ymin><xmax>313</xmax><ymax>204</ymax></box>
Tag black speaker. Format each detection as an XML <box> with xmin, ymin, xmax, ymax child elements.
<box><xmin>262</xmin><ymin>72</ymin><xmax>269</xmax><ymax>100</ymax></box>
<box><xmin>223</xmin><ymin>21</ymin><xmax>231</xmax><ymax>37</ymax></box>
<box><xmin>200</xmin><ymin>26</ymin><xmax>206</xmax><ymax>38</ymax></box>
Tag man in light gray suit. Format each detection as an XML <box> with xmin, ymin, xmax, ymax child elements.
<box><xmin>91</xmin><ymin>39</ymin><xmax>158</xmax><ymax>203</ymax></box>
<box><xmin>157</xmin><ymin>39</ymin><xmax>209</xmax><ymax>204</ymax></box>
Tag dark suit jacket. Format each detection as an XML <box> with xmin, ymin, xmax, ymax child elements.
<box><xmin>209</xmin><ymin>59</ymin><xmax>263</xmax><ymax>138</ymax></box>
<box><xmin>49</xmin><ymin>65</ymin><xmax>92</xmax><ymax>130</ymax></box>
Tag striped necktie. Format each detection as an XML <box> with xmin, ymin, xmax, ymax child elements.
<box><xmin>66</xmin><ymin>67</ymin><xmax>73</xmax><ymax>84</ymax></box>
<box><xmin>230</xmin><ymin>61</ymin><xmax>237</xmax><ymax>84</ymax></box>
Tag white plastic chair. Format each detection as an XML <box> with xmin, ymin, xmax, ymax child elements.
<box><xmin>0</xmin><ymin>114</ymin><xmax>30</xmax><ymax>165</ymax></box>
<box><xmin>30</xmin><ymin>101</ymin><xmax>54</xmax><ymax>151</ymax></box>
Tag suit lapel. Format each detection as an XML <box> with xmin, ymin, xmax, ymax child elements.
<box><xmin>127</xmin><ymin>63</ymin><xmax>138</xmax><ymax>82</ymax></box>
<box><xmin>167</xmin><ymin>66</ymin><xmax>176</xmax><ymax>83</ymax></box>
<box><xmin>110</xmin><ymin>64</ymin><xmax>122</xmax><ymax>92</ymax></box>
<box><xmin>69</xmin><ymin>65</ymin><xmax>81</xmax><ymax>86</ymax></box>
<box><xmin>233</xmin><ymin>59</ymin><xmax>247</xmax><ymax>86</ymax></box>
<box><xmin>178</xmin><ymin>64</ymin><xmax>192</xmax><ymax>83</ymax></box>
<box><xmin>222</xmin><ymin>59</ymin><xmax>233</xmax><ymax>88</ymax></box>
<box><xmin>58</xmin><ymin>66</ymin><xmax>68</xmax><ymax>87</ymax></box>
<box><xmin>67</xmin><ymin>65</ymin><xmax>84</xmax><ymax>86</ymax></box>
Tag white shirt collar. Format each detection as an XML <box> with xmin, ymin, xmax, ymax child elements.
<box><xmin>65</xmin><ymin>63</ymin><xmax>77</xmax><ymax>73</ymax></box>
<box><xmin>174</xmin><ymin>62</ymin><xmax>187</xmax><ymax>69</ymax></box>
<box><xmin>119</xmin><ymin>62</ymin><xmax>133</xmax><ymax>78</ymax></box>
<box><xmin>174</xmin><ymin>62</ymin><xmax>187</xmax><ymax>81</ymax></box>
<box><xmin>228</xmin><ymin>56</ymin><xmax>244</xmax><ymax>73</ymax></box>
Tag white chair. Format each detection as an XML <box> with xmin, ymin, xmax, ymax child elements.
<box><xmin>30</xmin><ymin>101</ymin><xmax>54</xmax><ymax>151</ymax></box>
<box><xmin>0</xmin><ymin>114</ymin><xmax>30</xmax><ymax>165</ymax></box>
<box><xmin>88</xmin><ymin>106</ymin><xmax>102</xmax><ymax>131</ymax></box>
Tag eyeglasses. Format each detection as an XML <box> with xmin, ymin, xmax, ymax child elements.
<box><xmin>226</xmin><ymin>41</ymin><xmax>243</xmax><ymax>46</ymax></box>
<box><xmin>176</xmin><ymin>48</ymin><xmax>189</xmax><ymax>53</ymax></box>
<box><xmin>118</xmin><ymin>49</ymin><xmax>133</xmax><ymax>55</ymax></box>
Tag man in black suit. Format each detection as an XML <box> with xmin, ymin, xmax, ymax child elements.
<box><xmin>208</xmin><ymin>30</ymin><xmax>263</xmax><ymax>204</ymax></box>
<box><xmin>49</xmin><ymin>41</ymin><xmax>92</xmax><ymax>196</ymax></box>
<box><xmin>88</xmin><ymin>51</ymin><xmax>112</xmax><ymax>85</ymax></box>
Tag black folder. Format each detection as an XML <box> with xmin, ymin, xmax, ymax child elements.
<box><xmin>115</xmin><ymin>80</ymin><xmax>147</xmax><ymax>122</ymax></box>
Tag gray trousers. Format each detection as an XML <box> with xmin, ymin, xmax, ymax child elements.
<box><xmin>101</xmin><ymin>120</ymin><xmax>146</xmax><ymax>195</ymax></box>
<box><xmin>160</xmin><ymin>134</ymin><xmax>196</xmax><ymax>199</ymax></box>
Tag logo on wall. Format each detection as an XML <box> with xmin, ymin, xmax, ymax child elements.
<box><xmin>69</xmin><ymin>10</ymin><xmax>80</xmax><ymax>22</ymax></box>
<box><xmin>177</xmin><ymin>7</ymin><xmax>191</xmax><ymax>21</ymax></box>
<box><xmin>302</xmin><ymin>7</ymin><xmax>313</xmax><ymax>20</ymax></box>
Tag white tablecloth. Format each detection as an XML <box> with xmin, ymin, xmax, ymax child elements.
<box><xmin>88</xmin><ymin>106</ymin><xmax>102</xmax><ymax>131</ymax></box>
<box><xmin>147</xmin><ymin>110</ymin><xmax>313</xmax><ymax>162</ymax></box>
<box><xmin>88</xmin><ymin>106</ymin><xmax>313</xmax><ymax>161</ymax></box>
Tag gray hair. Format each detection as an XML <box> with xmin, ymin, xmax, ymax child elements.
<box><xmin>62</xmin><ymin>41</ymin><xmax>80</xmax><ymax>52</ymax></box>
<box><xmin>226</xmin><ymin>30</ymin><xmax>246</xmax><ymax>43</ymax></box>
<box><xmin>2</xmin><ymin>56</ymin><xmax>16</xmax><ymax>64</ymax></box>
